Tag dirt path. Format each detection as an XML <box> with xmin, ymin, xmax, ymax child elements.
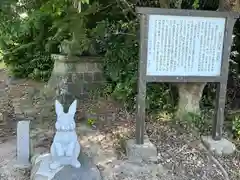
<box><xmin>0</xmin><ymin>69</ymin><xmax>16</xmax><ymax>140</ymax></box>
<box><xmin>0</xmin><ymin>67</ymin><xmax>239</xmax><ymax>180</ymax></box>
<box><xmin>0</xmin><ymin>69</ymin><xmax>30</xmax><ymax>179</ymax></box>
<box><xmin>0</xmin><ymin>138</ymin><xmax>30</xmax><ymax>180</ymax></box>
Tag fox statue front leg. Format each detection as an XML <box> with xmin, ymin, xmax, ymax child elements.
<box><xmin>66</xmin><ymin>141</ymin><xmax>81</xmax><ymax>168</ymax></box>
<box><xmin>50</xmin><ymin>142</ymin><xmax>64</xmax><ymax>170</ymax></box>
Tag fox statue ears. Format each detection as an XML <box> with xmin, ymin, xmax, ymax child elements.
<box><xmin>55</xmin><ymin>99</ymin><xmax>77</xmax><ymax>116</ymax></box>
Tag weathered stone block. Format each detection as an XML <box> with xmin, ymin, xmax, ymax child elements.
<box><xmin>126</xmin><ymin>136</ymin><xmax>157</xmax><ymax>163</ymax></box>
<box><xmin>66</xmin><ymin>73</ymin><xmax>74</xmax><ymax>83</ymax></box>
<box><xmin>76</xmin><ymin>63</ymin><xmax>88</xmax><ymax>73</ymax></box>
<box><xmin>71</xmin><ymin>73</ymin><xmax>83</xmax><ymax>83</ymax></box>
<box><xmin>88</xmin><ymin>83</ymin><xmax>101</xmax><ymax>91</ymax></box>
<box><xmin>68</xmin><ymin>83</ymin><xmax>84</xmax><ymax>96</ymax></box>
<box><xmin>83</xmin><ymin>73</ymin><xmax>93</xmax><ymax>83</ymax></box>
<box><xmin>93</xmin><ymin>72</ymin><xmax>104</xmax><ymax>82</ymax></box>
<box><xmin>76</xmin><ymin>73</ymin><xmax>84</xmax><ymax>80</ymax></box>
<box><xmin>201</xmin><ymin>136</ymin><xmax>236</xmax><ymax>156</ymax></box>
<box><xmin>95</xmin><ymin>63</ymin><xmax>102</xmax><ymax>70</ymax></box>
<box><xmin>49</xmin><ymin>55</ymin><xmax>104</xmax><ymax>104</ymax></box>
<box><xmin>86</xmin><ymin>63</ymin><xmax>96</xmax><ymax>72</ymax></box>
<box><xmin>82</xmin><ymin>83</ymin><xmax>89</xmax><ymax>94</ymax></box>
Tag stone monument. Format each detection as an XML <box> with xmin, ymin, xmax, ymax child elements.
<box><xmin>30</xmin><ymin>100</ymin><xmax>102</xmax><ymax>180</ymax></box>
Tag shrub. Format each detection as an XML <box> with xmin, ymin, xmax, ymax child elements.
<box><xmin>0</xmin><ymin>5</ymin><xmax>58</xmax><ymax>81</ymax></box>
<box><xmin>0</xmin><ymin>0</ymin><xmax>100</xmax><ymax>80</ymax></box>
<box><xmin>232</xmin><ymin>116</ymin><xmax>240</xmax><ymax>139</ymax></box>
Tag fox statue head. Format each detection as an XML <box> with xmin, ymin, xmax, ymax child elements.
<box><xmin>55</xmin><ymin>99</ymin><xmax>77</xmax><ymax>131</ymax></box>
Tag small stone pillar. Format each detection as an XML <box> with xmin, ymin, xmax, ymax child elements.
<box><xmin>47</xmin><ymin>54</ymin><xmax>104</xmax><ymax>111</ymax></box>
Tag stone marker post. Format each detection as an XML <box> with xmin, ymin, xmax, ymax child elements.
<box><xmin>16</xmin><ymin>120</ymin><xmax>31</xmax><ymax>168</ymax></box>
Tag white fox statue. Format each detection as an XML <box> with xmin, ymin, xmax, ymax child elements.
<box><xmin>50</xmin><ymin>99</ymin><xmax>81</xmax><ymax>170</ymax></box>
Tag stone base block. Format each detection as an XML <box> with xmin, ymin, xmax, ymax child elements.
<box><xmin>201</xmin><ymin>136</ymin><xmax>236</xmax><ymax>156</ymax></box>
<box><xmin>31</xmin><ymin>153</ymin><xmax>102</xmax><ymax>180</ymax></box>
<box><xmin>14</xmin><ymin>161</ymin><xmax>31</xmax><ymax>169</ymax></box>
<box><xmin>126</xmin><ymin>136</ymin><xmax>157</xmax><ymax>163</ymax></box>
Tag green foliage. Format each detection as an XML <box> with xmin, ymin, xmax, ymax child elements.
<box><xmin>0</xmin><ymin>0</ymin><xmax>100</xmax><ymax>80</ymax></box>
<box><xmin>40</xmin><ymin>0</ymin><xmax>100</xmax><ymax>56</ymax></box>
<box><xmin>0</xmin><ymin>1</ymin><xmax>57</xmax><ymax>80</ymax></box>
<box><xmin>232</xmin><ymin>116</ymin><xmax>240</xmax><ymax>139</ymax></box>
<box><xmin>100</xmin><ymin>20</ymin><xmax>138</xmax><ymax>109</ymax></box>
<box><xmin>192</xmin><ymin>0</ymin><xmax>200</xmax><ymax>9</ymax></box>
<box><xmin>182</xmin><ymin>111</ymin><xmax>213</xmax><ymax>133</ymax></box>
<box><xmin>0</xmin><ymin>8</ymin><xmax>55</xmax><ymax>80</ymax></box>
<box><xmin>87</xmin><ymin>118</ymin><xmax>96</xmax><ymax>126</ymax></box>
<box><xmin>95</xmin><ymin>3</ymin><xmax>177</xmax><ymax>112</ymax></box>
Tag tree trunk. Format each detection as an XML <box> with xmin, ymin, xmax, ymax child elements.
<box><xmin>176</xmin><ymin>83</ymin><xmax>206</xmax><ymax>119</ymax></box>
<box><xmin>175</xmin><ymin>0</ymin><xmax>240</xmax><ymax>120</ymax></box>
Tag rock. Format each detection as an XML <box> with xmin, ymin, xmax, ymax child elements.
<box><xmin>201</xmin><ymin>136</ymin><xmax>236</xmax><ymax>155</ymax></box>
<box><xmin>31</xmin><ymin>152</ymin><xmax>102</xmax><ymax>180</ymax></box>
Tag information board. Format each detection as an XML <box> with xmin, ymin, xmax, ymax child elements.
<box><xmin>147</xmin><ymin>15</ymin><xmax>226</xmax><ymax>76</ymax></box>
<box><xmin>135</xmin><ymin>7</ymin><xmax>239</xmax><ymax>145</ymax></box>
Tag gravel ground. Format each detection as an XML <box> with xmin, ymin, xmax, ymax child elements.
<box><xmin>146</xmin><ymin>120</ymin><xmax>240</xmax><ymax>180</ymax></box>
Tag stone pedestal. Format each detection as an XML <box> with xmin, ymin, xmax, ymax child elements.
<box><xmin>49</xmin><ymin>55</ymin><xmax>104</xmax><ymax>108</ymax></box>
<box><xmin>31</xmin><ymin>152</ymin><xmax>102</xmax><ymax>180</ymax></box>
<box><xmin>126</xmin><ymin>135</ymin><xmax>157</xmax><ymax>163</ymax></box>
<box><xmin>201</xmin><ymin>136</ymin><xmax>236</xmax><ymax>156</ymax></box>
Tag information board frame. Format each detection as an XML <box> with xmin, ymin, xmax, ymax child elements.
<box><xmin>135</xmin><ymin>7</ymin><xmax>239</xmax><ymax>144</ymax></box>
